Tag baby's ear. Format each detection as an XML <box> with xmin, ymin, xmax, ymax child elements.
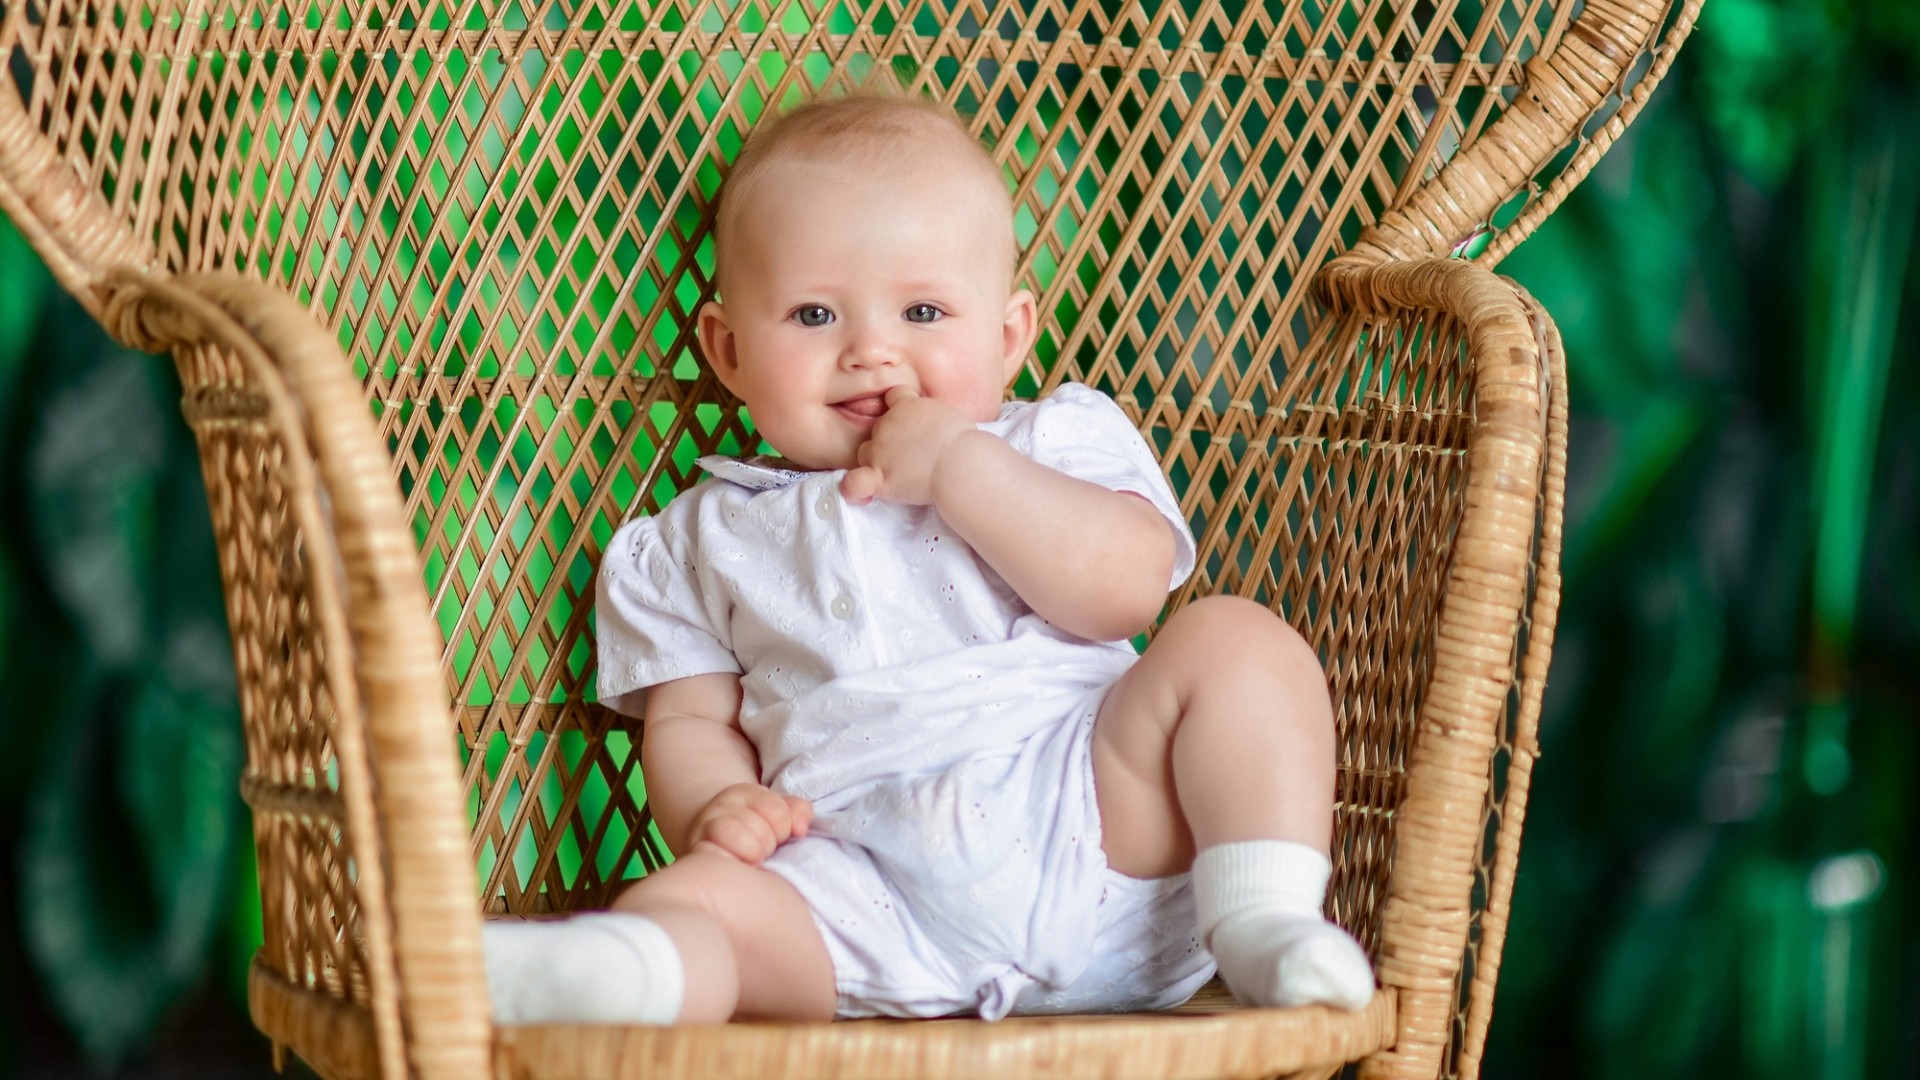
<box><xmin>697</xmin><ymin>301</ymin><xmax>741</xmax><ymax>391</ymax></box>
<box><xmin>1001</xmin><ymin>288</ymin><xmax>1038</xmax><ymax>383</ymax></box>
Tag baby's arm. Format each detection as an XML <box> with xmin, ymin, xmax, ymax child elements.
<box><xmin>934</xmin><ymin>431</ymin><xmax>1172</xmax><ymax>641</ymax></box>
<box><xmin>643</xmin><ymin>673</ymin><xmax>812</xmax><ymax>862</ymax></box>
<box><xmin>842</xmin><ymin>388</ymin><xmax>1174</xmax><ymax>641</ymax></box>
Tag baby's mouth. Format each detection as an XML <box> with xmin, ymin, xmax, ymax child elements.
<box><xmin>833</xmin><ymin>394</ymin><xmax>889</xmax><ymax>420</ymax></box>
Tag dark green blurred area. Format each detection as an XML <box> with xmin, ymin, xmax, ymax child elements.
<box><xmin>1</xmin><ymin>0</ymin><xmax>1917</xmax><ymax>1075</ymax></box>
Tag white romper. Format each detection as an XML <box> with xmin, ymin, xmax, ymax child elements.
<box><xmin>596</xmin><ymin>382</ymin><xmax>1218</xmax><ymax>1019</ymax></box>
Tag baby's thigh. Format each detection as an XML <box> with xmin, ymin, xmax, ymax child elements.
<box><xmin>1092</xmin><ymin>596</ymin><xmax>1328</xmax><ymax>877</ymax></box>
<box><xmin>613</xmin><ymin>849</ymin><xmax>836</xmax><ymax>1021</ymax></box>
<box><xmin>1090</xmin><ymin>652</ymin><xmax>1194</xmax><ymax>880</ymax></box>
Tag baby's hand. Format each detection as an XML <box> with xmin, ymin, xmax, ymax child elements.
<box><xmin>840</xmin><ymin>387</ymin><xmax>977</xmax><ymax>506</ymax></box>
<box><xmin>685</xmin><ymin>783</ymin><xmax>814</xmax><ymax>864</ymax></box>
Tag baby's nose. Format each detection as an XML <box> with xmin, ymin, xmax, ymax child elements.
<box><xmin>841</xmin><ymin>324</ymin><xmax>903</xmax><ymax>369</ymax></box>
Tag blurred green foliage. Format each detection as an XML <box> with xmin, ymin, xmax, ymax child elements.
<box><xmin>0</xmin><ymin>223</ymin><xmax>257</xmax><ymax>1074</ymax></box>
<box><xmin>0</xmin><ymin>0</ymin><xmax>1916</xmax><ymax>1075</ymax></box>
<box><xmin>1491</xmin><ymin>1</ymin><xmax>1920</xmax><ymax>1077</ymax></box>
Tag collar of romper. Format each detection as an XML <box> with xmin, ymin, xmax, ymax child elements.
<box><xmin>695</xmin><ymin>455</ymin><xmax>814</xmax><ymax>491</ymax></box>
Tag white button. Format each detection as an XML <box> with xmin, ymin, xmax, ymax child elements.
<box><xmin>831</xmin><ymin>594</ymin><xmax>855</xmax><ymax>619</ymax></box>
<box><xmin>817</xmin><ymin>494</ymin><xmax>836</xmax><ymax>517</ymax></box>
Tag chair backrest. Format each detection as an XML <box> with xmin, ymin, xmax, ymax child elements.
<box><xmin>0</xmin><ymin>0</ymin><xmax>1695</xmax><ymax>1076</ymax></box>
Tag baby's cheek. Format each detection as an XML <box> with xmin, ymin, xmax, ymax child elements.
<box><xmin>919</xmin><ymin>372</ymin><xmax>1000</xmax><ymax>422</ymax></box>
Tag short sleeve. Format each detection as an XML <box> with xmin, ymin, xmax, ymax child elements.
<box><xmin>1010</xmin><ymin>383</ymin><xmax>1196</xmax><ymax>590</ymax></box>
<box><xmin>595</xmin><ymin>510</ymin><xmax>740</xmax><ymax>717</ymax></box>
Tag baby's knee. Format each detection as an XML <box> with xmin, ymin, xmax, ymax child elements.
<box><xmin>612</xmin><ymin>850</ymin><xmax>738</xmax><ymax>919</ymax></box>
<box><xmin>1169</xmin><ymin>596</ymin><xmax>1321</xmax><ymax>679</ymax></box>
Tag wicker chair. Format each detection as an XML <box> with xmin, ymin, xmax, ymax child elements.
<box><xmin>0</xmin><ymin>0</ymin><xmax>1696</xmax><ymax>1075</ymax></box>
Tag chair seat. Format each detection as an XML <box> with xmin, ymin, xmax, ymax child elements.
<box><xmin>491</xmin><ymin>982</ymin><xmax>1397</xmax><ymax>1080</ymax></box>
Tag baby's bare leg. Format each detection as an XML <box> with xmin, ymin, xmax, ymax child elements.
<box><xmin>1092</xmin><ymin>595</ymin><xmax>1371</xmax><ymax>1009</ymax></box>
<box><xmin>484</xmin><ymin>851</ymin><xmax>835</xmax><ymax>1025</ymax></box>
<box><xmin>1092</xmin><ymin>595</ymin><xmax>1334</xmax><ymax>877</ymax></box>
<box><xmin>611</xmin><ymin>850</ymin><xmax>837</xmax><ymax>1022</ymax></box>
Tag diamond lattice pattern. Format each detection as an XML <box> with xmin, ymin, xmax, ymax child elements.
<box><xmin>18</xmin><ymin>0</ymin><xmax>1550</xmax><ymax>916</ymax></box>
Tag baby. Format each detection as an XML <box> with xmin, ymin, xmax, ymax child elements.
<box><xmin>483</xmin><ymin>93</ymin><xmax>1374</xmax><ymax>1025</ymax></box>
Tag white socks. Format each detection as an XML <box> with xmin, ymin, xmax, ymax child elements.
<box><xmin>482</xmin><ymin>912</ymin><xmax>686</xmax><ymax>1025</ymax></box>
<box><xmin>1193</xmin><ymin>840</ymin><xmax>1375</xmax><ymax>1010</ymax></box>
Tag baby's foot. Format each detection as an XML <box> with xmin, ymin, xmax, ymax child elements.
<box><xmin>1193</xmin><ymin>840</ymin><xmax>1375</xmax><ymax>1011</ymax></box>
<box><xmin>1207</xmin><ymin>909</ymin><xmax>1374</xmax><ymax>1009</ymax></box>
<box><xmin>482</xmin><ymin>912</ymin><xmax>685</xmax><ymax>1024</ymax></box>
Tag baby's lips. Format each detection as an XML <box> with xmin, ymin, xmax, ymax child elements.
<box><xmin>835</xmin><ymin>393</ymin><xmax>889</xmax><ymax>418</ymax></box>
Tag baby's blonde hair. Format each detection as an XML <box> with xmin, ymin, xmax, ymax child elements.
<box><xmin>711</xmin><ymin>90</ymin><xmax>1018</xmax><ymax>293</ymax></box>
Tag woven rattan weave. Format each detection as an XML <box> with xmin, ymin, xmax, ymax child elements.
<box><xmin>0</xmin><ymin>0</ymin><xmax>1696</xmax><ymax>1076</ymax></box>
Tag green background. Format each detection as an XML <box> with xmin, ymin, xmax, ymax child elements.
<box><xmin>1</xmin><ymin>0</ymin><xmax>1917</xmax><ymax>1075</ymax></box>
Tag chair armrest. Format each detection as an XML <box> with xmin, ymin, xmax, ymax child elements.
<box><xmin>1305</xmin><ymin>256</ymin><xmax>1566</xmax><ymax>1080</ymax></box>
<box><xmin>100</xmin><ymin>268</ymin><xmax>490</xmax><ymax>1080</ymax></box>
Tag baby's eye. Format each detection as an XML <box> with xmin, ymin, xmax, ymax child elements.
<box><xmin>791</xmin><ymin>305</ymin><xmax>834</xmax><ymax>328</ymax></box>
<box><xmin>904</xmin><ymin>303</ymin><xmax>943</xmax><ymax>324</ymax></box>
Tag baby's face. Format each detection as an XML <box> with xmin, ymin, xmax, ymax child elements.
<box><xmin>698</xmin><ymin>159</ymin><xmax>1034</xmax><ymax>471</ymax></box>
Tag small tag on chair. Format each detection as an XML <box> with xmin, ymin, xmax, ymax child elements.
<box><xmin>1451</xmin><ymin>224</ymin><xmax>1494</xmax><ymax>259</ymax></box>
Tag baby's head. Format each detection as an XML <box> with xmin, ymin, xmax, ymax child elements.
<box><xmin>697</xmin><ymin>93</ymin><xmax>1037</xmax><ymax>471</ymax></box>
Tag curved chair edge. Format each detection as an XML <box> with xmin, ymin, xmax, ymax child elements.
<box><xmin>1450</xmin><ymin>283</ymin><xmax>1566</xmax><ymax>1078</ymax></box>
<box><xmin>0</xmin><ymin>84</ymin><xmax>159</xmax><ymax>316</ymax></box>
<box><xmin>1310</xmin><ymin>256</ymin><xmax>1552</xmax><ymax>1080</ymax></box>
<box><xmin>1330</xmin><ymin>0</ymin><xmax>1703</xmax><ymax>275</ymax></box>
<box><xmin>494</xmin><ymin>990</ymin><xmax>1397</xmax><ymax>1080</ymax></box>
<box><xmin>104</xmin><ymin>269</ymin><xmax>491</xmax><ymax>1080</ymax></box>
